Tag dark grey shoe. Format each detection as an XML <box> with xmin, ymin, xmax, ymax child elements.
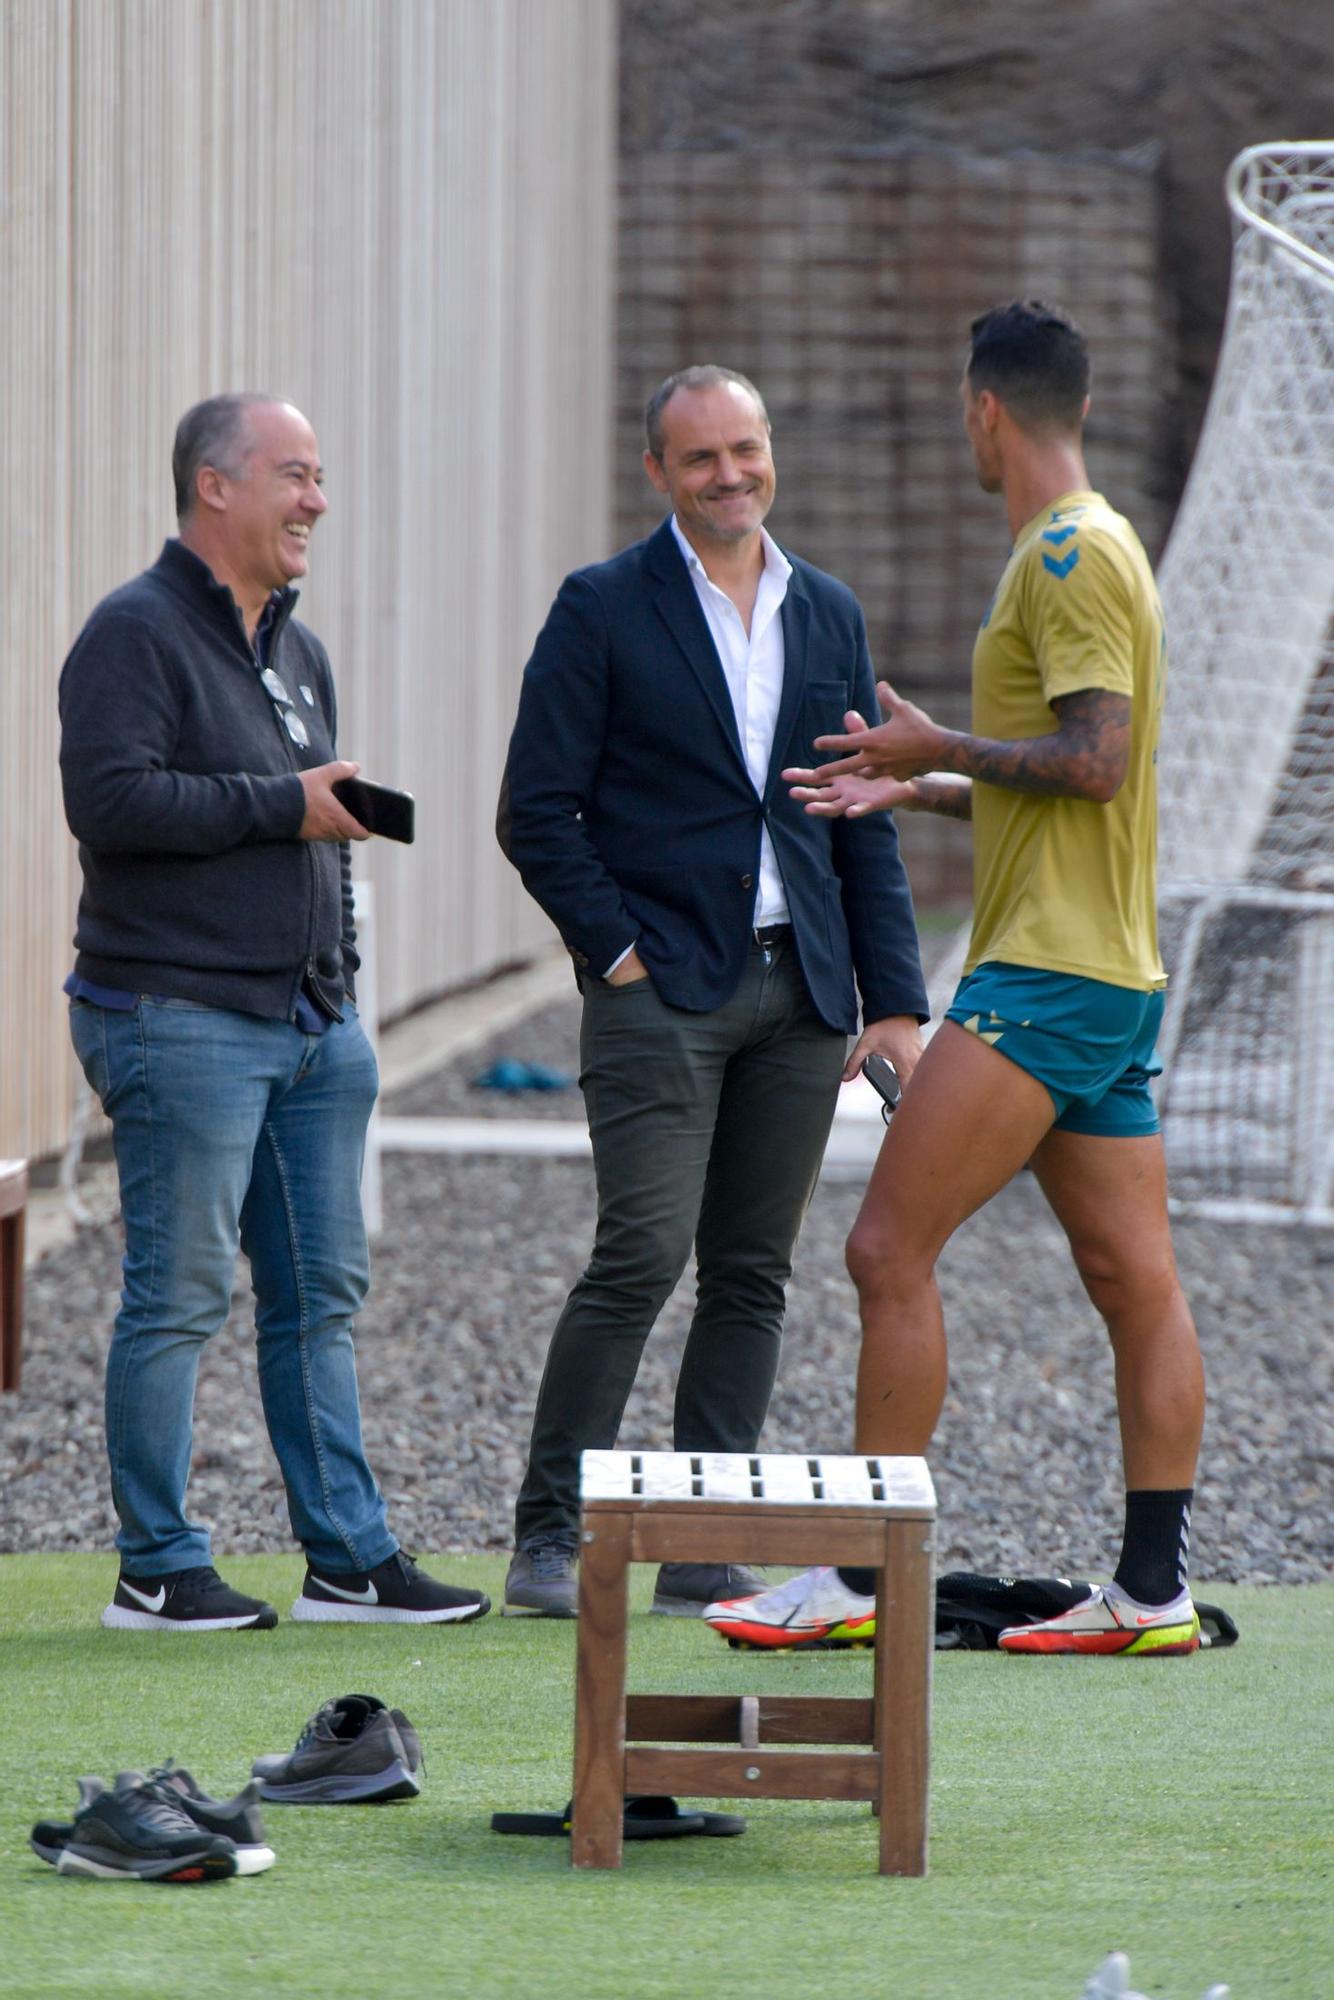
<box><xmin>651</xmin><ymin>1563</ymin><xmax>768</xmax><ymax>1617</ymax></box>
<box><xmin>55</xmin><ymin>1772</ymin><xmax>238</xmax><ymax>1880</ymax></box>
<box><xmin>251</xmin><ymin>1695</ymin><xmax>420</xmax><ymax>1804</ymax></box>
<box><xmin>503</xmin><ymin>1540</ymin><xmax>579</xmax><ymax>1618</ymax></box>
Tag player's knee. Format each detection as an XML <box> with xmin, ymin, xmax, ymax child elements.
<box><xmin>845</xmin><ymin>1214</ymin><xmax>917</xmax><ymax>1305</ymax></box>
<box><xmin>1069</xmin><ymin>1233</ymin><xmax>1176</xmax><ymax>1324</ymax></box>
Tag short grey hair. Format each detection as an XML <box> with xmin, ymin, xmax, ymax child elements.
<box><xmin>644</xmin><ymin>364</ymin><xmax>770</xmax><ymax>460</ymax></box>
<box><xmin>172</xmin><ymin>392</ymin><xmax>282</xmax><ymax>519</ymax></box>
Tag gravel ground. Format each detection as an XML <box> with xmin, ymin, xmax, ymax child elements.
<box><xmin>4</xmin><ymin>998</ymin><xmax>1331</xmax><ymax>1587</ymax></box>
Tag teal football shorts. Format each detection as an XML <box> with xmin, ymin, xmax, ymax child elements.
<box><xmin>944</xmin><ymin>960</ymin><xmax>1165</xmax><ymax>1138</ymax></box>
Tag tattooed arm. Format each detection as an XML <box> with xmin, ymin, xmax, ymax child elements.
<box><xmin>790</xmin><ymin>680</ymin><xmax>1130</xmax><ymax>809</ymax></box>
<box><xmin>934</xmin><ymin>687</ymin><xmax>1130</xmax><ymax>801</ymax></box>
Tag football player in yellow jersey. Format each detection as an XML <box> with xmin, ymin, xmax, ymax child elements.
<box><xmin>706</xmin><ymin>302</ymin><xmax>1205</xmax><ymax>1657</ymax></box>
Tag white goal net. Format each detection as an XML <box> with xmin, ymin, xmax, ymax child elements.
<box><xmin>1154</xmin><ymin>143</ymin><xmax>1334</xmax><ymax>1224</ymax></box>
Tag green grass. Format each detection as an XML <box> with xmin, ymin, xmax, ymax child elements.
<box><xmin>2</xmin><ymin>1557</ymin><xmax>1330</xmax><ymax>1998</ymax></box>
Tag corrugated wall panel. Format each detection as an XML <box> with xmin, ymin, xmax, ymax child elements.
<box><xmin>0</xmin><ymin>0</ymin><xmax>614</xmax><ymax>1160</ymax></box>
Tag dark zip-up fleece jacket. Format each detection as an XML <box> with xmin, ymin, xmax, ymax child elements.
<box><xmin>59</xmin><ymin>538</ymin><xmax>357</xmax><ymax>1020</ymax></box>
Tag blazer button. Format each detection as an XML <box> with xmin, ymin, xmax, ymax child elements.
<box><xmin>740</xmin><ymin>873</ymin><xmax>753</xmax><ymax>889</ymax></box>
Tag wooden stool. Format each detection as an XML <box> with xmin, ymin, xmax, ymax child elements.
<box><xmin>572</xmin><ymin>1449</ymin><xmax>936</xmax><ymax>1876</ymax></box>
<box><xmin>0</xmin><ymin>1159</ymin><xmax>29</xmax><ymax>1394</ymax></box>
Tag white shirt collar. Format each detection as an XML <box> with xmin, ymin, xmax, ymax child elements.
<box><xmin>670</xmin><ymin>514</ymin><xmax>792</xmax><ymax>588</ymax></box>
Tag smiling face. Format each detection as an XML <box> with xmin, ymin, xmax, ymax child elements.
<box><xmin>643</xmin><ymin>381</ymin><xmax>776</xmax><ymax>550</ymax></box>
<box><xmin>211</xmin><ymin>401</ymin><xmax>328</xmax><ymax>593</ymax></box>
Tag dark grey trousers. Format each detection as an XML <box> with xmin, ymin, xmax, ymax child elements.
<box><xmin>513</xmin><ymin>934</ymin><xmax>847</xmax><ymax>1547</ymax></box>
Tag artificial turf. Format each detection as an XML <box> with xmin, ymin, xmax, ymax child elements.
<box><xmin>2</xmin><ymin>1555</ymin><xmax>1330</xmax><ymax>1999</ymax></box>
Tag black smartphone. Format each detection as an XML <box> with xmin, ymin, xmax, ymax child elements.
<box><xmin>332</xmin><ymin>777</ymin><xmax>416</xmax><ymax>844</ymax></box>
<box><xmin>861</xmin><ymin>1052</ymin><xmax>901</xmax><ymax>1122</ymax></box>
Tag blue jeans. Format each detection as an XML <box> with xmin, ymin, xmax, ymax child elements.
<box><xmin>70</xmin><ymin>997</ymin><xmax>396</xmax><ymax>1577</ymax></box>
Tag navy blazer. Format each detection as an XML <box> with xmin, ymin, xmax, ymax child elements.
<box><xmin>497</xmin><ymin>519</ymin><xmax>928</xmax><ymax>1035</ymax></box>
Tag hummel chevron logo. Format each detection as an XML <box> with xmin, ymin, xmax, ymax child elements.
<box><xmin>963</xmin><ymin>1012</ymin><xmax>1005</xmax><ymax>1047</ymax></box>
<box><xmin>311</xmin><ymin>1577</ymin><xmax>378</xmax><ymax>1604</ymax></box>
<box><xmin>1041</xmin><ymin>548</ymin><xmax>1081</xmax><ymax>580</ymax></box>
<box><xmin>120</xmin><ymin>1581</ymin><xmax>167</xmax><ymax>1613</ymax></box>
<box><xmin>1041</xmin><ymin>524</ymin><xmax>1078</xmax><ymax>546</ymax></box>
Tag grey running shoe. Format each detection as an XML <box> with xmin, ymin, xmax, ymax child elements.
<box><xmin>251</xmin><ymin>1695</ymin><xmax>421</xmax><ymax>1804</ymax></box>
<box><xmin>503</xmin><ymin>1539</ymin><xmax>579</xmax><ymax>1618</ymax></box>
<box><xmin>388</xmin><ymin>1710</ymin><xmax>424</xmax><ymax>1776</ymax></box>
<box><xmin>102</xmin><ymin>1564</ymin><xmax>277</xmax><ymax>1632</ymax></box>
<box><xmin>651</xmin><ymin>1562</ymin><xmax>768</xmax><ymax>1617</ymax></box>
<box><xmin>55</xmin><ymin>1772</ymin><xmax>238</xmax><ymax>1881</ymax></box>
<box><xmin>149</xmin><ymin>1764</ymin><xmax>276</xmax><ymax>1874</ymax></box>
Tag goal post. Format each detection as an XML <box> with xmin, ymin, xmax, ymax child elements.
<box><xmin>1153</xmin><ymin>143</ymin><xmax>1334</xmax><ymax>1225</ymax></box>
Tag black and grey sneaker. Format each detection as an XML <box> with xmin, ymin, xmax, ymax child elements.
<box><xmin>502</xmin><ymin>1538</ymin><xmax>579</xmax><ymax>1618</ymax></box>
<box><xmin>32</xmin><ymin>1768</ymin><xmax>275</xmax><ymax>1876</ymax></box>
<box><xmin>251</xmin><ymin>1694</ymin><xmax>420</xmax><ymax>1804</ymax></box>
<box><xmin>30</xmin><ymin>1776</ymin><xmax>106</xmax><ymax>1865</ymax></box>
<box><xmin>291</xmin><ymin>1550</ymin><xmax>489</xmax><ymax>1625</ymax></box>
<box><xmin>55</xmin><ymin>1772</ymin><xmax>238</xmax><ymax>1881</ymax></box>
<box><xmin>148</xmin><ymin>1764</ymin><xmax>276</xmax><ymax>1874</ymax></box>
<box><xmin>101</xmin><ymin>1565</ymin><xmax>278</xmax><ymax>1632</ymax></box>
<box><xmin>650</xmin><ymin>1562</ymin><xmax>768</xmax><ymax>1618</ymax></box>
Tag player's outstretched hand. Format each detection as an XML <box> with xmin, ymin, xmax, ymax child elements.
<box><xmin>784</xmin><ymin>708</ymin><xmax>921</xmax><ymax>816</ymax></box>
<box><xmin>800</xmin><ymin>680</ymin><xmax>950</xmax><ymax>785</ymax></box>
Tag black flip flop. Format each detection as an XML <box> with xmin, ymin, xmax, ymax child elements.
<box><xmin>1195</xmin><ymin>1600</ymin><xmax>1239</xmax><ymax>1648</ymax></box>
<box><xmin>491</xmin><ymin>1794</ymin><xmax>745</xmax><ymax>1839</ymax></box>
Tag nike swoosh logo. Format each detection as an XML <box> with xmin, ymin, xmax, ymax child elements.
<box><xmin>311</xmin><ymin>1577</ymin><xmax>378</xmax><ymax>1604</ymax></box>
<box><xmin>1134</xmin><ymin>1613</ymin><xmax>1166</xmax><ymax>1626</ymax></box>
<box><xmin>121</xmin><ymin>1581</ymin><xmax>167</xmax><ymax>1613</ymax></box>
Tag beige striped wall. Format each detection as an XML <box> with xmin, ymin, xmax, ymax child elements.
<box><xmin>0</xmin><ymin>0</ymin><xmax>614</xmax><ymax>1161</ymax></box>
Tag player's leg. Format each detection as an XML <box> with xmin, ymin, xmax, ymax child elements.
<box><xmin>999</xmin><ymin>1126</ymin><xmax>1204</xmax><ymax>1654</ymax></box>
<box><xmin>706</xmin><ymin>1018</ymin><xmax>1060</xmax><ymax>1650</ymax></box>
<box><xmin>846</xmin><ymin>1020</ymin><xmax>1057</xmax><ymax>1453</ymax></box>
<box><xmin>1029</xmin><ymin>1126</ymin><xmax>1204</xmax><ymax>1493</ymax></box>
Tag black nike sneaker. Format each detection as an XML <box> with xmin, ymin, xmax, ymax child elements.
<box><xmin>102</xmin><ymin>1565</ymin><xmax>278</xmax><ymax>1631</ymax></box>
<box><xmin>252</xmin><ymin>1695</ymin><xmax>421</xmax><ymax>1804</ymax></box>
<box><xmin>290</xmin><ymin>1550</ymin><xmax>489</xmax><ymax>1625</ymax></box>
<box><xmin>55</xmin><ymin>1772</ymin><xmax>238</xmax><ymax>1881</ymax></box>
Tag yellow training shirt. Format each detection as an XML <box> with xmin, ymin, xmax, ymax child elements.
<box><xmin>964</xmin><ymin>489</ymin><xmax>1167</xmax><ymax>991</ymax></box>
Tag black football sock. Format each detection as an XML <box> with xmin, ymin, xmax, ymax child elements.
<box><xmin>836</xmin><ymin>1567</ymin><xmax>876</xmax><ymax>1596</ymax></box>
<box><xmin>1112</xmin><ymin>1489</ymin><xmax>1194</xmax><ymax>1605</ymax></box>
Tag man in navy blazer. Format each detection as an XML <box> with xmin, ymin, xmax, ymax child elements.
<box><xmin>497</xmin><ymin>365</ymin><xmax>928</xmax><ymax>1616</ymax></box>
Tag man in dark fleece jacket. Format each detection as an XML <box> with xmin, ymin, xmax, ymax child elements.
<box><xmin>60</xmin><ymin>393</ymin><xmax>488</xmax><ymax>1632</ymax></box>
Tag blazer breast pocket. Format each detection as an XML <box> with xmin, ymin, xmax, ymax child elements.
<box><xmin>801</xmin><ymin>679</ymin><xmax>854</xmax><ymax>749</ymax></box>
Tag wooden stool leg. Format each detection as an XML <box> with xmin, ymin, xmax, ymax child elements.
<box><xmin>875</xmin><ymin>1516</ymin><xmax>934</xmax><ymax>1875</ymax></box>
<box><xmin>0</xmin><ymin>1207</ymin><xmax>23</xmax><ymax>1394</ymax></box>
<box><xmin>571</xmin><ymin>1509</ymin><xmax>632</xmax><ymax>1869</ymax></box>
